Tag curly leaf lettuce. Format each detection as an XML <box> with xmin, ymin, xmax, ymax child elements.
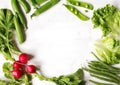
<box><xmin>94</xmin><ymin>36</ymin><xmax>120</xmax><ymax>64</ymax></box>
<box><xmin>92</xmin><ymin>4</ymin><xmax>120</xmax><ymax>39</ymax></box>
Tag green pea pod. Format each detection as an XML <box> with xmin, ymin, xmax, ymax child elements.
<box><xmin>18</xmin><ymin>0</ymin><xmax>31</xmax><ymax>13</ymax></box>
<box><xmin>35</xmin><ymin>0</ymin><xmax>46</xmax><ymax>5</ymax></box>
<box><xmin>29</xmin><ymin>0</ymin><xmax>38</xmax><ymax>9</ymax></box>
<box><xmin>11</xmin><ymin>0</ymin><xmax>27</xmax><ymax>28</ymax></box>
<box><xmin>14</xmin><ymin>14</ymin><xmax>25</xmax><ymax>44</ymax></box>
<box><xmin>63</xmin><ymin>4</ymin><xmax>89</xmax><ymax>21</ymax></box>
<box><xmin>67</xmin><ymin>0</ymin><xmax>93</xmax><ymax>10</ymax></box>
<box><xmin>31</xmin><ymin>0</ymin><xmax>60</xmax><ymax>17</ymax></box>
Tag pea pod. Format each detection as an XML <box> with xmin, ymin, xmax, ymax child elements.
<box><xmin>35</xmin><ymin>0</ymin><xmax>46</xmax><ymax>5</ymax></box>
<box><xmin>31</xmin><ymin>0</ymin><xmax>60</xmax><ymax>17</ymax></box>
<box><xmin>14</xmin><ymin>14</ymin><xmax>25</xmax><ymax>44</ymax></box>
<box><xmin>18</xmin><ymin>0</ymin><xmax>31</xmax><ymax>13</ymax></box>
<box><xmin>63</xmin><ymin>4</ymin><xmax>89</xmax><ymax>21</ymax></box>
<box><xmin>29</xmin><ymin>0</ymin><xmax>38</xmax><ymax>9</ymax></box>
<box><xmin>67</xmin><ymin>0</ymin><xmax>93</xmax><ymax>10</ymax></box>
<box><xmin>11</xmin><ymin>0</ymin><xmax>27</xmax><ymax>28</ymax></box>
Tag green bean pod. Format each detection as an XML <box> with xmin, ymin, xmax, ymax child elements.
<box><xmin>63</xmin><ymin>4</ymin><xmax>89</xmax><ymax>21</ymax></box>
<box><xmin>11</xmin><ymin>0</ymin><xmax>27</xmax><ymax>28</ymax></box>
<box><xmin>29</xmin><ymin>0</ymin><xmax>38</xmax><ymax>9</ymax></box>
<box><xmin>31</xmin><ymin>0</ymin><xmax>60</xmax><ymax>17</ymax></box>
<box><xmin>35</xmin><ymin>0</ymin><xmax>46</xmax><ymax>5</ymax></box>
<box><xmin>18</xmin><ymin>0</ymin><xmax>31</xmax><ymax>13</ymax></box>
<box><xmin>14</xmin><ymin>15</ymin><xmax>25</xmax><ymax>44</ymax></box>
<box><xmin>90</xmin><ymin>61</ymin><xmax>120</xmax><ymax>73</ymax></box>
<box><xmin>90</xmin><ymin>73</ymin><xmax>119</xmax><ymax>84</ymax></box>
<box><xmin>90</xmin><ymin>80</ymin><xmax>113</xmax><ymax>85</ymax></box>
<box><xmin>67</xmin><ymin>0</ymin><xmax>93</xmax><ymax>10</ymax></box>
<box><xmin>84</xmin><ymin>68</ymin><xmax>120</xmax><ymax>83</ymax></box>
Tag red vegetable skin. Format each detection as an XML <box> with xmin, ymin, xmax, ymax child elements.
<box><xmin>26</xmin><ymin>65</ymin><xmax>36</xmax><ymax>73</ymax></box>
<box><xmin>19</xmin><ymin>53</ymin><xmax>29</xmax><ymax>64</ymax></box>
<box><xmin>13</xmin><ymin>61</ymin><xmax>23</xmax><ymax>70</ymax></box>
<box><xmin>11</xmin><ymin>69</ymin><xmax>23</xmax><ymax>79</ymax></box>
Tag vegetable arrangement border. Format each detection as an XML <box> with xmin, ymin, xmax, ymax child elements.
<box><xmin>1</xmin><ymin>0</ymin><xmax>120</xmax><ymax>85</ymax></box>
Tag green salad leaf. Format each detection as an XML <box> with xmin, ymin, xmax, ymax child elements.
<box><xmin>51</xmin><ymin>69</ymin><xmax>85</xmax><ymax>85</ymax></box>
<box><xmin>94</xmin><ymin>36</ymin><xmax>120</xmax><ymax>64</ymax></box>
<box><xmin>0</xmin><ymin>9</ymin><xmax>20</xmax><ymax>61</ymax></box>
<box><xmin>92</xmin><ymin>4</ymin><xmax>120</xmax><ymax>39</ymax></box>
<box><xmin>35</xmin><ymin>69</ymin><xmax>85</xmax><ymax>85</ymax></box>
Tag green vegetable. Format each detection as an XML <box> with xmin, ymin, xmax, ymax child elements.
<box><xmin>11</xmin><ymin>0</ymin><xmax>27</xmax><ymax>28</ymax></box>
<box><xmin>14</xmin><ymin>14</ymin><xmax>25</xmax><ymax>44</ymax></box>
<box><xmin>28</xmin><ymin>0</ymin><xmax>38</xmax><ymax>9</ymax></box>
<box><xmin>35</xmin><ymin>0</ymin><xmax>47</xmax><ymax>5</ymax></box>
<box><xmin>67</xmin><ymin>0</ymin><xmax>93</xmax><ymax>10</ymax></box>
<box><xmin>3</xmin><ymin>62</ymin><xmax>14</xmax><ymax>80</ymax></box>
<box><xmin>31</xmin><ymin>0</ymin><xmax>60</xmax><ymax>17</ymax></box>
<box><xmin>92</xmin><ymin>4</ymin><xmax>120</xmax><ymax>38</ymax></box>
<box><xmin>89</xmin><ymin>80</ymin><xmax>113</xmax><ymax>85</ymax></box>
<box><xmin>18</xmin><ymin>0</ymin><xmax>31</xmax><ymax>13</ymax></box>
<box><xmin>63</xmin><ymin>4</ymin><xmax>89</xmax><ymax>21</ymax></box>
<box><xmin>93</xmin><ymin>36</ymin><xmax>120</xmax><ymax>64</ymax></box>
<box><xmin>35</xmin><ymin>69</ymin><xmax>85</xmax><ymax>85</ymax></box>
<box><xmin>2</xmin><ymin>62</ymin><xmax>32</xmax><ymax>85</ymax></box>
<box><xmin>84</xmin><ymin>60</ymin><xmax>120</xmax><ymax>85</ymax></box>
<box><xmin>0</xmin><ymin>9</ymin><xmax>20</xmax><ymax>61</ymax></box>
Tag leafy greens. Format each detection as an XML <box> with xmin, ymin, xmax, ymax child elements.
<box><xmin>0</xmin><ymin>9</ymin><xmax>20</xmax><ymax>61</ymax></box>
<box><xmin>92</xmin><ymin>4</ymin><xmax>120</xmax><ymax>39</ymax></box>
<box><xmin>94</xmin><ymin>36</ymin><xmax>120</xmax><ymax>64</ymax></box>
<box><xmin>35</xmin><ymin>69</ymin><xmax>85</xmax><ymax>85</ymax></box>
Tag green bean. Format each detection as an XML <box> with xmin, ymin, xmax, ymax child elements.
<box><xmin>29</xmin><ymin>0</ymin><xmax>38</xmax><ymax>9</ymax></box>
<box><xmin>35</xmin><ymin>0</ymin><xmax>46</xmax><ymax>5</ymax></box>
<box><xmin>88</xmin><ymin>64</ymin><xmax>118</xmax><ymax>75</ymax></box>
<box><xmin>31</xmin><ymin>0</ymin><xmax>60</xmax><ymax>17</ymax></box>
<box><xmin>11</xmin><ymin>0</ymin><xmax>27</xmax><ymax>28</ymax></box>
<box><xmin>14</xmin><ymin>14</ymin><xmax>25</xmax><ymax>44</ymax></box>
<box><xmin>67</xmin><ymin>0</ymin><xmax>93</xmax><ymax>10</ymax></box>
<box><xmin>90</xmin><ymin>61</ymin><xmax>120</xmax><ymax>73</ymax></box>
<box><xmin>90</xmin><ymin>80</ymin><xmax>114</xmax><ymax>85</ymax></box>
<box><xmin>83</xmin><ymin>68</ymin><xmax>120</xmax><ymax>82</ymax></box>
<box><xmin>63</xmin><ymin>4</ymin><xmax>89</xmax><ymax>21</ymax></box>
<box><xmin>90</xmin><ymin>74</ymin><xmax>119</xmax><ymax>84</ymax></box>
<box><xmin>18</xmin><ymin>0</ymin><xmax>31</xmax><ymax>13</ymax></box>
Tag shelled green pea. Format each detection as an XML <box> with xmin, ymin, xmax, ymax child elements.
<box><xmin>67</xmin><ymin>0</ymin><xmax>93</xmax><ymax>10</ymax></box>
<box><xmin>63</xmin><ymin>4</ymin><xmax>89</xmax><ymax>21</ymax></box>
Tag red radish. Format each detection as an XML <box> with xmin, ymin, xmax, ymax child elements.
<box><xmin>19</xmin><ymin>53</ymin><xmax>29</xmax><ymax>64</ymax></box>
<box><xmin>11</xmin><ymin>69</ymin><xmax>23</xmax><ymax>79</ymax></box>
<box><xmin>13</xmin><ymin>61</ymin><xmax>22</xmax><ymax>70</ymax></box>
<box><xmin>26</xmin><ymin>65</ymin><xmax>36</xmax><ymax>73</ymax></box>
